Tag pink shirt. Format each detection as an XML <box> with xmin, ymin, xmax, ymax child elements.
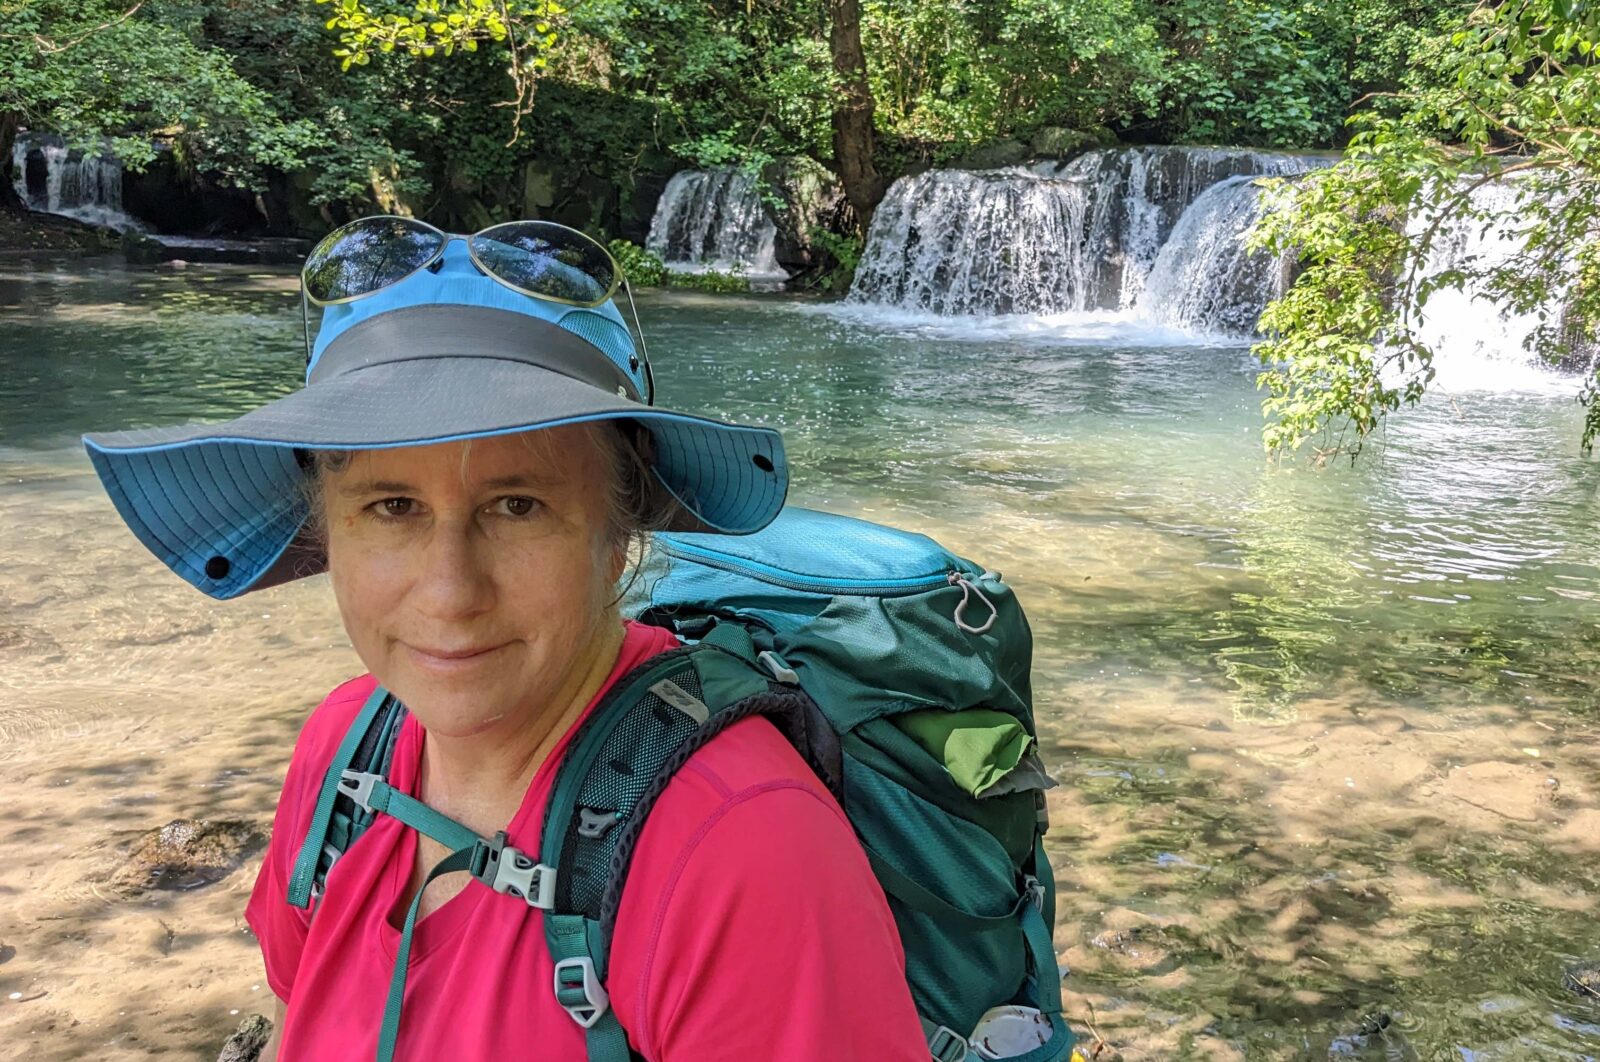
<box><xmin>246</xmin><ymin>621</ymin><xmax>928</xmax><ymax>1061</ymax></box>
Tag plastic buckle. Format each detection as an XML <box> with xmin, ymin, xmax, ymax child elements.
<box><xmin>553</xmin><ymin>956</ymin><xmax>610</xmax><ymax>1028</ymax></box>
<box><xmin>1023</xmin><ymin>874</ymin><xmax>1045</xmax><ymax>912</ymax></box>
<box><xmin>470</xmin><ymin>831</ymin><xmax>556</xmax><ymax>909</ymax></box>
<box><xmin>926</xmin><ymin>1024</ymin><xmax>969</xmax><ymax>1062</ymax></box>
<box><xmin>337</xmin><ymin>770</ymin><xmax>383</xmax><ymax>813</ymax></box>
<box><xmin>757</xmin><ymin>650</ymin><xmax>800</xmax><ymax>685</ymax></box>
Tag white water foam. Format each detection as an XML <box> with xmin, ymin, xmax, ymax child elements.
<box><xmin>794</xmin><ymin>301</ymin><xmax>1240</xmax><ymax>348</ymax></box>
<box><xmin>1403</xmin><ymin>181</ymin><xmax>1582</xmax><ymax>395</ymax></box>
<box><xmin>849</xmin><ymin>146</ymin><xmax>1328</xmax><ymax>333</ymax></box>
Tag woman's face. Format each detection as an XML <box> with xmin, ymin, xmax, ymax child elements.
<box><xmin>321</xmin><ymin>427</ymin><xmax>627</xmax><ymax>738</ymax></box>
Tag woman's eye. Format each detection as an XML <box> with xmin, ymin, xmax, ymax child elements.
<box><xmin>496</xmin><ymin>496</ymin><xmax>539</xmax><ymax>517</ymax></box>
<box><xmin>378</xmin><ymin>497</ymin><xmax>414</xmax><ymax>517</ymax></box>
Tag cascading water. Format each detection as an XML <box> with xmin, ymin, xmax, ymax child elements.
<box><xmin>845</xmin><ymin>168</ymin><xmax>1095</xmax><ymax>315</ymax></box>
<box><xmin>1054</xmin><ymin>147</ymin><xmax>1321</xmax><ymax>310</ymax></box>
<box><xmin>1137</xmin><ymin>175</ymin><xmax>1293</xmax><ymax>334</ymax></box>
<box><xmin>10</xmin><ymin>132</ymin><xmax>145</xmax><ymax>231</ymax></box>
<box><xmin>849</xmin><ymin>145</ymin><xmax>1327</xmax><ymax>331</ymax></box>
<box><xmin>646</xmin><ymin>169</ymin><xmax>785</xmax><ymax>278</ymax></box>
<box><xmin>1403</xmin><ymin>181</ymin><xmax>1583</xmax><ymax>390</ymax></box>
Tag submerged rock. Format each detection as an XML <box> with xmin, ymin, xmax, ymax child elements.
<box><xmin>108</xmin><ymin>818</ymin><xmax>265</xmax><ymax>895</ymax></box>
<box><xmin>217</xmin><ymin>1013</ymin><xmax>272</xmax><ymax>1062</ymax></box>
<box><xmin>1088</xmin><ymin>923</ymin><xmax>1189</xmax><ymax>975</ymax></box>
<box><xmin>1565</xmin><ymin>960</ymin><xmax>1600</xmax><ymax>1000</ymax></box>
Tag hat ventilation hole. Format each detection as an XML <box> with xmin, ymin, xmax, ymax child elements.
<box><xmin>752</xmin><ymin>453</ymin><xmax>775</xmax><ymax>473</ymax></box>
<box><xmin>205</xmin><ymin>556</ymin><xmax>232</xmax><ymax>580</ymax></box>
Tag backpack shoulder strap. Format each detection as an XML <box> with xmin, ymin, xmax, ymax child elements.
<box><xmin>539</xmin><ymin>625</ymin><xmax>832</xmax><ymax>1060</ymax></box>
<box><xmin>286</xmin><ymin>683</ymin><xmax>410</xmax><ymax>908</ymax></box>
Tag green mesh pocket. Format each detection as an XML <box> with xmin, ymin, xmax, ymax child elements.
<box><xmin>843</xmin><ymin>749</ymin><xmax>1028</xmax><ymax>1037</ymax></box>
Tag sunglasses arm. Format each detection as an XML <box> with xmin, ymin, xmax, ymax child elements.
<box><xmin>622</xmin><ymin>277</ymin><xmax>655</xmax><ymax>404</ymax></box>
<box><xmin>301</xmin><ymin>288</ymin><xmax>313</xmax><ymax>369</ymax></box>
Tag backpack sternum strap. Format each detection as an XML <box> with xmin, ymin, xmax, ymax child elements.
<box><xmin>337</xmin><ymin>770</ymin><xmax>480</xmax><ymax>853</ymax></box>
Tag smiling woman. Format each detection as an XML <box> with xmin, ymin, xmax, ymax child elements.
<box><xmin>78</xmin><ymin>217</ymin><xmax>930</xmax><ymax>1061</ymax></box>
<box><xmin>309</xmin><ymin>428</ymin><xmax>656</xmax><ymax>746</ymax></box>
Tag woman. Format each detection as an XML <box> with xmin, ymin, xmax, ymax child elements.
<box><xmin>83</xmin><ymin>218</ymin><xmax>929</xmax><ymax>1060</ymax></box>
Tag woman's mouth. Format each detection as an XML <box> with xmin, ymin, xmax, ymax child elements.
<box><xmin>404</xmin><ymin>642</ymin><xmax>507</xmax><ymax>671</ymax></box>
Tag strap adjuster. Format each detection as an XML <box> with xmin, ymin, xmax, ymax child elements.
<box><xmin>553</xmin><ymin>956</ymin><xmax>610</xmax><ymax>1028</ymax></box>
<box><xmin>926</xmin><ymin>1023</ymin><xmax>969</xmax><ymax>1062</ymax></box>
<box><xmin>1023</xmin><ymin>873</ymin><xmax>1045</xmax><ymax>912</ymax></box>
<box><xmin>469</xmin><ymin>831</ymin><xmax>556</xmax><ymax>909</ymax></box>
<box><xmin>757</xmin><ymin>650</ymin><xmax>800</xmax><ymax>685</ymax></box>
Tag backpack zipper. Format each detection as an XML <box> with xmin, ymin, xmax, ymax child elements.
<box><xmin>658</xmin><ymin>539</ymin><xmax>961</xmax><ymax>597</ymax></box>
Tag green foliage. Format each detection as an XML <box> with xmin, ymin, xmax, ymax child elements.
<box><xmin>608</xmin><ymin>239</ymin><xmax>668</xmax><ymax>287</ymax></box>
<box><xmin>1157</xmin><ymin>0</ymin><xmax>1342</xmax><ymax>146</ymax></box>
<box><xmin>863</xmin><ymin>0</ymin><xmax>1166</xmax><ymax>152</ymax></box>
<box><xmin>0</xmin><ymin>0</ymin><xmax>317</xmax><ymax>190</ymax></box>
<box><xmin>1250</xmin><ymin>0</ymin><xmax>1600</xmax><ymax>457</ymax></box>
<box><xmin>1152</xmin><ymin>0</ymin><xmax>1464</xmax><ymax>149</ymax></box>
<box><xmin>806</xmin><ymin>227</ymin><xmax>864</xmax><ymax>293</ymax></box>
<box><xmin>570</xmin><ymin>0</ymin><xmax>834</xmax><ymax>169</ymax></box>
<box><xmin>667</xmin><ymin>268</ymin><xmax>750</xmax><ymax>294</ymax></box>
<box><xmin>318</xmin><ymin>0</ymin><xmax>561</xmax><ymax>67</ymax></box>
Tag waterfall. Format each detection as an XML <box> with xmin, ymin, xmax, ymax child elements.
<box><xmin>845</xmin><ymin>168</ymin><xmax>1095</xmax><ymax>315</ymax></box>
<box><xmin>646</xmin><ymin>169</ymin><xmax>785</xmax><ymax>278</ymax></box>
<box><xmin>849</xmin><ymin>146</ymin><xmax>1328</xmax><ymax>330</ymax></box>
<box><xmin>10</xmin><ymin>132</ymin><xmax>145</xmax><ymax>231</ymax></box>
<box><xmin>1137</xmin><ymin>175</ymin><xmax>1291</xmax><ymax>334</ymax></box>
<box><xmin>1401</xmin><ymin>181</ymin><xmax>1584</xmax><ymax>389</ymax></box>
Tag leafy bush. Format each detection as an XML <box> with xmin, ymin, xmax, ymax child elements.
<box><xmin>667</xmin><ymin>269</ymin><xmax>749</xmax><ymax>294</ymax></box>
<box><xmin>807</xmin><ymin>228</ymin><xmax>864</xmax><ymax>294</ymax></box>
<box><xmin>608</xmin><ymin>239</ymin><xmax>668</xmax><ymax>287</ymax></box>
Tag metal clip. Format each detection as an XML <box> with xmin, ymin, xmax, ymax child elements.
<box><xmin>1023</xmin><ymin>874</ymin><xmax>1045</xmax><ymax>912</ymax></box>
<box><xmin>577</xmin><ymin>807</ymin><xmax>621</xmax><ymax>840</ymax></box>
<box><xmin>948</xmin><ymin>571</ymin><xmax>998</xmax><ymax>635</ymax></box>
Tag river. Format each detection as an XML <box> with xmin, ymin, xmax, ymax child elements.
<box><xmin>1</xmin><ymin>260</ymin><xmax>1598</xmax><ymax>1058</ymax></box>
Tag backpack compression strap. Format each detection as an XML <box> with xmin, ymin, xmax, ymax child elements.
<box><xmin>538</xmin><ymin>621</ymin><xmax>835</xmax><ymax>1062</ymax></box>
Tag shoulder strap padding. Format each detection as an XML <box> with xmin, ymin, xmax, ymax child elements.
<box><xmin>595</xmin><ymin>686</ymin><xmax>829</xmax><ymax>941</ymax></box>
<box><xmin>545</xmin><ymin>647</ymin><xmax>710</xmax><ymax>924</ymax></box>
<box><xmin>308</xmin><ymin>692</ymin><xmax>409</xmax><ymax>898</ymax></box>
<box><xmin>541</xmin><ymin>637</ymin><xmax>841</xmax><ymax>970</ymax></box>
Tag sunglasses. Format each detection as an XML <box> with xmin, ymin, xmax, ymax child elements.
<box><xmin>300</xmin><ymin>215</ymin><xmax>651</xmax><ymax>400</ymax></box>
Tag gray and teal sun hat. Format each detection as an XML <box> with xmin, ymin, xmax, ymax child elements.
<box><xmin>82</xmin><ymin>239</ymin><xmax>789</xmax><ymax>601</ymax></box>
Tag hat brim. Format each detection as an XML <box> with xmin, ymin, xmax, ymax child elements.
<box><xmin>83</xmin><ymin>357</ymin><xmax>788</xmax><ymax>599</ymax></box>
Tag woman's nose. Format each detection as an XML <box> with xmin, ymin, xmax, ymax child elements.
<box><xmin>410</xmin><ymin>519</ymin><xmax>495</xmax><ymax>620</ymax></box>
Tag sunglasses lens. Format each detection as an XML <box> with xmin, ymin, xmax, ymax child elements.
<box><xmin>469</xmin><ymin>222</ymin><xmax>618</xmax><ymax>306</ymax></box>
<box><xmin>303</xmin><ymin>216</ymin><xmax>443</xmax><ymax>303</ymax></box>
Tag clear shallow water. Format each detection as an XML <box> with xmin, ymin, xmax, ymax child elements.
<box><xmin>3</xmin><ymin>263</ymin><xmax>1599</xmax><ymax>1059</ymax></box>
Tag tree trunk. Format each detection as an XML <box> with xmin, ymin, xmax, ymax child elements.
<box><xmin>0</xmin><ymin>112</ymin><xmax>23</xmax><ymax>213</ymax></box>
<box><xmin>828</xmin><ymin>0</ymin><xmax>884</xmax><ymax>236</ymax></box>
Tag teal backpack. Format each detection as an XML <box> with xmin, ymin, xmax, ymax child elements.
<box><xmin>285</xmin><ymin>507</ymin><xmax>1076</xmax><ymax>1062</ymax></box>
